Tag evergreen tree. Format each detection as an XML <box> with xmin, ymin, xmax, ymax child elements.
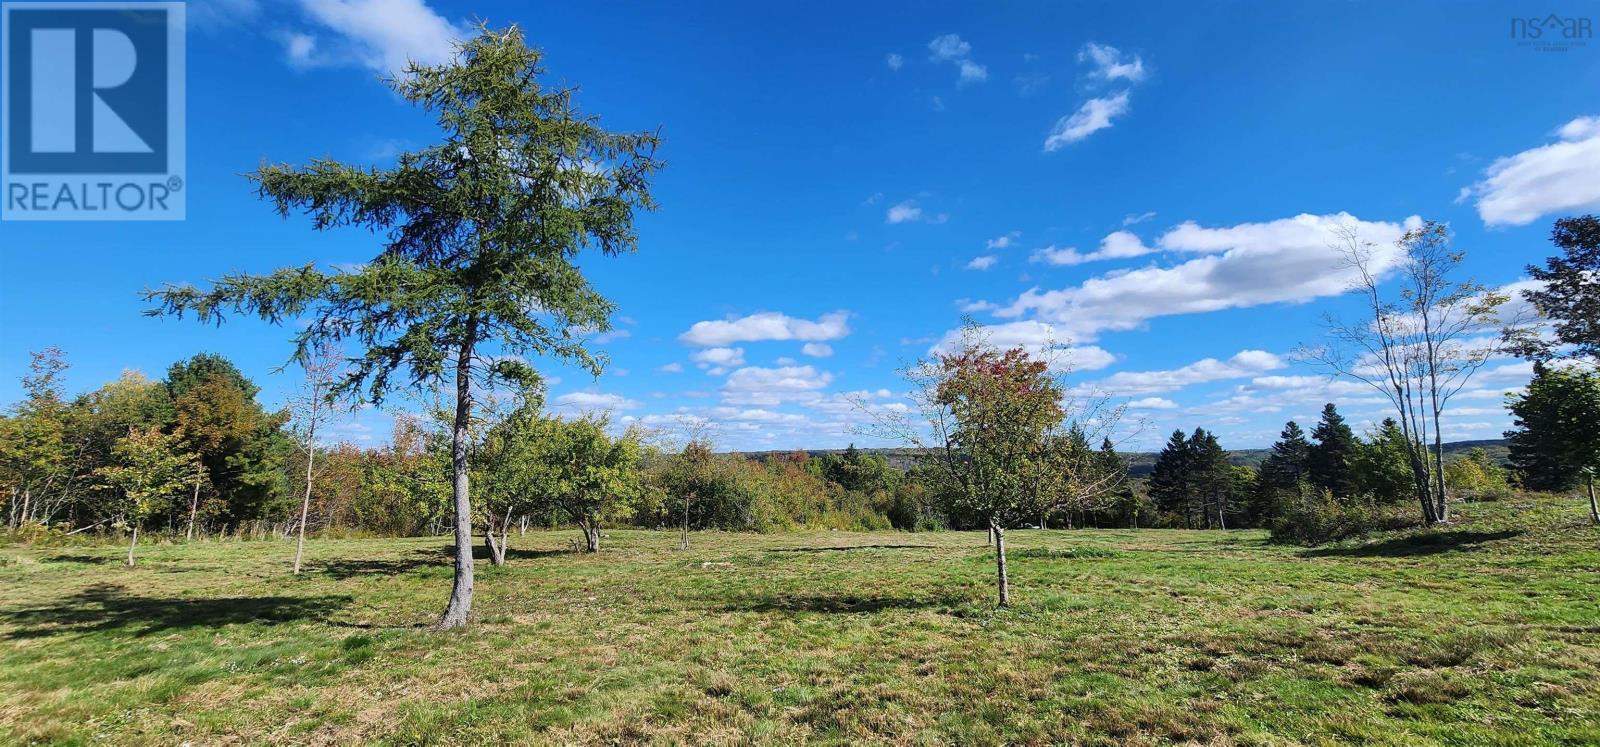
<box><xmin>1353</xmin><ymin>418</ymin><xmax>1415</xmax><ymax>504</ymax></box>
<box><xmin>1507</xmin><ymin>215</ymin><xmax>1600</xmax><ymax>363</ymax></box>
<box><xmin>1253</xmin><ymin>421</ymin><xmax>1310</xmax><ymax>521</ymax></box>
<box><xmin>1307</xmin><ymin>403</ymin><xmax>1357</xmax><ymax>500</ymax></box>
<box><xmin>1506</xmin><ymin>364</ymin><xmax>1600</xmax><ymax>515</ymax></box>
<box><xmin>1187</xmin><ymin>428</ymin><xmax>1231</xmax><ymax>528</ymax></box>
<box><xmin>144</xmin><ymin>27</ymin><xmax>661</xmax><ymax>628</ymax></box>
<box><xmin>1148</xmin><ymin>429</ymin><xmax>1192</xmax><ymax>526</ymax></box>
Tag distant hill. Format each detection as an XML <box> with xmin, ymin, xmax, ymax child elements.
<box><xmin>733</xmin><ymin>439</ymin><xmax>1510</xmax><ymax>476</ymax></box>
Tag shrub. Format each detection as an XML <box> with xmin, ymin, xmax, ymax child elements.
<box><xmin>1269</xmin><ymin>490</ymin><xmax>1415</xmax><ymax>545</ymax></box>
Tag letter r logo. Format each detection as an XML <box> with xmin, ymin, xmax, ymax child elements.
<box><xmin>5</xmin><ymin>5</ymin><xmax>173</xmax><ymax>174</ymax></box>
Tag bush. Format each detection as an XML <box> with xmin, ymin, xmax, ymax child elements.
<box><xmin>1269</xmin><ymin>490</ymin><xmax>1415</xmax><ymax>545</ymax></box>
<box><xmin>1445</xmin><ymin>448</ymin><xmax>1514</xmax><ymax>502</ymax></box>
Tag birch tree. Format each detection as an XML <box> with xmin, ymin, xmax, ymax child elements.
<box><xmin>1303</xmin><ymin>222</ymin><xmax>1507</xmax><ymax>524</ymax></box>
<box><xmin>289</xmin><ymin>342</ymin><xmax>342</xmax><ymax>574</ymax></box>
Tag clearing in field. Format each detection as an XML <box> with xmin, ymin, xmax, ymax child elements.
<box><xmin>2</xmin><ymin>496</ymin><xmax>1597</xmax><ymax>745</ymax></box>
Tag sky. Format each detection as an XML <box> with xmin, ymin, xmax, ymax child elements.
<box><xmin>2</xmin><ymin>0</ymin><xmax>1598</xmax><ymax>452</ymax></box>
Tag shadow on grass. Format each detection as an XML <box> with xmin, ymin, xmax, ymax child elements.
<box><xmin>1301</xmin><ymin>529</ymin><xmax>1523</xmax><ymax>558</ymax></box>
<box><xmin>321</xmin><ymin>545</ymin><xmax>568</xmax><ymax>579</ymax></box>
<box><xmin>765</xmin><ymin>544</ymin><xmax>938</xmax><ymax>554</ymax></box>
<box><xmin>1</xmin><ymin>583</ymin><xmax>351</xmax><ymax>639</ymax></box>
<box><xmin>43</xmin><ymin>553</ymin><xmax>118</xmax><ymax>565</ymax></box>
<box><xmin>715</xmin><ymin>592</ymin><xmax>958</xmax><ymax>614</ymax></box>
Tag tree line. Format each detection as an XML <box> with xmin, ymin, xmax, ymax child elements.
<box><xmin>2</xmin><ymin>25</ymin><xmax>1595</xmax><ymax>621</ymax></box>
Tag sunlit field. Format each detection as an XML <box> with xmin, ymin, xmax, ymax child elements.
<box><xmin>3</xmin><ymin>495</ymin><xmax>1597</xmax><ymax>746</ymax></box>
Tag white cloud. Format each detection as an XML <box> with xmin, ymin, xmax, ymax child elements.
<box><xmin>994</xmin><ymin>213</ymin><xmax>1422</xmax><ymax>340</ymax></box>
<box><xmin>1079</xmin><ymin>42</ymin><xmax>1146</xmax><ymax>82</ymax></box>
<box><xmin>885</xmin><ymin>199</ymin><xmax>949</xmax><ymax>225</ymax></box>
<box><xmin>1031</xmin><ymin>230</ymin><xmax>1153</xmax><ymax>266</ymax></box>
<box><xmin>966</xmin><ymin>255</ymin><xmax>999</xmax><ymax>270</ymax></box>
<box><xmin>722</xmin><ymin>366</ymin><xmax>834</xmax><ymax>406</ymax></box>
<box><xmin>286</xmin><ymin>0</ymin><xmax>466</xmax><ymax>75</ymax></box>
<box><xmin>886</xmin><ymin>53</ymin><xmax>904</xmax><ymax>71</ymax></box>
<box><xmin>656</xmin><ymin>362</ymin><xmax>684</xmax><ymax>374</ymax></box>
<box><xmin>1467</xmin><ymin>115</ymin><xmax>1600</xmax><ymax>227</ymax></box>
<box><xmin>886</xmin><ymin>200</ymin><xmax>922</xmax><ymax>224</ymax></box>
<box><xmin>801</xmin><ymin>343</ymin><xmax>834</xmax><ymax>358</ymax></box>
<box><xmin>690</xmin><ymin>347</ymin><xmax>745</xmax><ymax>374</ymax></box>
<box><xmin>1123</xmin><ymin>211</ymin><xmax>1156</xmax><ymax>226</ymax></box>
<box><xmin>927</xmin><ymin>33</ymin><xmax>987</xmax><ymax>85</ymax></box>
<box><xmin>552</xmin><ymin>392</ymin><xmax>640</xmax><ymax>412</ymax></box>
<box><xmin>985</xmin><ymin>231</ymin><xmax>1021</xmax><ymax>249</ymax></box>
<box><xmin>1085</xmin><ymin>350</ymin><xmax>1286</xmax><ymax>397</ymax></box>
<box><xmin>680</xmin><ymin>311</ymin><xmax>851</xmax><ymax>347</ymax></box>
<box><xmin>1044</xmin><ymin>91</ymin><xmax>1130</xmax><ymax>151</ymax></box>
<box><xmin>1127</xmin><ymin>397</ymin><xmax>1178</xmax><ymax>410</ymax></box>
<box><xmin>929</xmin><ymin>321</ymin><xmax>1117</xmax><ymax>372</ymax></box>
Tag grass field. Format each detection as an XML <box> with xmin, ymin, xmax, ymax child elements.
<box><xmin>2</xmin><ymin>497</ymin><xmax>1597</xmax><ymax>746</ymax></box>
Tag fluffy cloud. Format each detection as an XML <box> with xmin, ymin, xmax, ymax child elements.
<box><xmin>552</xmin><ymin>392</ymin><xmax>640</xmax><ymax>412</ymax></box>
<box><xmin>680</xmin><ymin>311</ymin><xmax>850</xmax><ymax>347</ymax></box>
<box><xmin>1085</xmin><ymin>350</ymin><xmax>1285</xmax><ymax>397</ymax></box>
<box><xmin>886</xmin><ymin>53</ymin><xmax>903</xmax><ymax>71</ymax></box>
<box><xmin>722</xmin><ymin>366</ymin><xmax>834</xmax><ymax>406</ymax></box>
<box><xmin>1079</xmin><ymin>42</ymin><xmax>1146</xmax><ymax>82</ymax></box>
<box><xmin>801</xmin><ymin>343</ymin><xmax>834</xmax><ymax>358</ymax></box>
<box><xmin>655</xmin><ymin>362</ymin><xmax>684</xmax><ymax>374</ymax></box>
<box><xmin>1043</xmin><ymin>91</ymin><xmax>1130</xmax><ymax>151</ymax></box>
<box><xmin>690</xmin><ymin>347</ymin><xmax>745</xmax><ymax>374</ymax></box>
<box><xmin>886</xmin><ymin>199</ymin><xmax>948</xmax><ymax>225</ymax></box>
<box><xmin>994</xmin><ymin>213</ymin><xmax>1422</xmax><ymax>339</ymax></box>
<box><xmin>1127</xmin><ymin>397</ymin><xmax>1178</xmax><ymax>410</ymax></box>
<box><xmin>928</xmin><ymin>34</ymin><xmax>987</xmax><ymax>85</ymax></box>
<box><xmin>285</xmin><ymin>0</ymin><xmax>466</xmax><ymax>75</ymax></box>
<box><xmin>1031</xmin><ymin>230</ymin><xmax>1152</xmax><ymax>266</ymax></box>
<box><xmin>1466</xmin><ymin>115</ymin><xmax>1600</xmax><ymax>227</ymax></box>
<box><xmin>986</xmin><ymin>231</ymin><xmax>1021</xmax><ymax>249</ymax></box>
<box><xmin>929</xmin><ymin>321</ymin><xmax>1117</xmax><ymax>372</ymax></box>
<box><xmin>966</xmin><ymin>255</ymin><xmax>999</xmax><ymax>270</ymax></box>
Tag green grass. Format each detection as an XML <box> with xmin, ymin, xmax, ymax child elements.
<box><xmin>2</xmin><ymin>497</ymin><xmax>1597</xmax><ymax>745</ymax></box>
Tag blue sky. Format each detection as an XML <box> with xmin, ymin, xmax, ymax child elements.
<box><xmin>2</xmin><ymin>0</ymin><xmax>1598</xmax><ymax>451</ymax></box>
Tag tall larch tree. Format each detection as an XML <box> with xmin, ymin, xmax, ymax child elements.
<box><xmin>143</xmin><ymin>26</ymin><xmax>662</xmax><ymax>628</ymax></box>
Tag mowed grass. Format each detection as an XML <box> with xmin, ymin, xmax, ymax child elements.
<box><xmin>2</xmin><ymin>498</ymin><xmax>1597</xmax><ymax>746</ymax></box>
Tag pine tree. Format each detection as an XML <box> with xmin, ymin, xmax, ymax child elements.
<box><xmin>1148</xmin><ymin>429</ymin><xmax>1192</xmax><ymax>526</ymax></box>
<box><xmin>1187</xmin><ymin>428</ymin><xmax>1231</xmax><ymax>528</ymax></box>
<box><xmin>1506</xmin><ymin>364</ymin><xmax>1600</xmax><ymax>512</ymax></box>
<box><xmin>1253</xmin><ymin>421</ymin><xmax>1311</xmax><ymax>521</ymax></box>
<box><xmin>1307</xmin><ymin>403</ymin><xmax>1357</xmax><ymax>500</ymax></box>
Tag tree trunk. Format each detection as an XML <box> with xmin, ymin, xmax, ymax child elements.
<box><xmin>436</xmin><ymin>332</ymin><xmax>477</xmax><ymax>630</ymax></box>
<box><xmin>519</xmin><ymin>515</ymin><xmax>527</xmax><ymax>537</ymax></box>
<box><xmin>293</xmin><ymin>442</ymin><xmax>316</xmax><ymax>575</ymax></box>
<box><xmin>186</xmin><ymin>477</ymin><xmax>201</xmax><ymax>542</ymax></box>
<box><xmin>485</xmin><ymin>521</ymin><xmax>506</xmax><ymax>566</ymax></box>
<box><xmin>1431</xmin><ymin>430</ymin><xmax>1449</xmax><ymax>523</ymax></box>
<box><xmin>992</xmin><ymin>520</ymin><xmax>1010</xmax><ymax>607</ymax></box>
<box><xmin>679</xmin><ymin>493</ymin><xmax>691</xmax><ymax>550</ymax></box>
<box><xmin>1587</xmin><ymin>473</ymin><xmax>1598</xmax><ymax>526</ymax></box>
<box><xmin>583</xmin><ymin>516</ymin><xmax>600</xmax><ymax>553</ymax></box>
<box><xmin>126</xmin><ymin>525</ymin><xmax>138</xmax><ymax>567</ymax></box>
